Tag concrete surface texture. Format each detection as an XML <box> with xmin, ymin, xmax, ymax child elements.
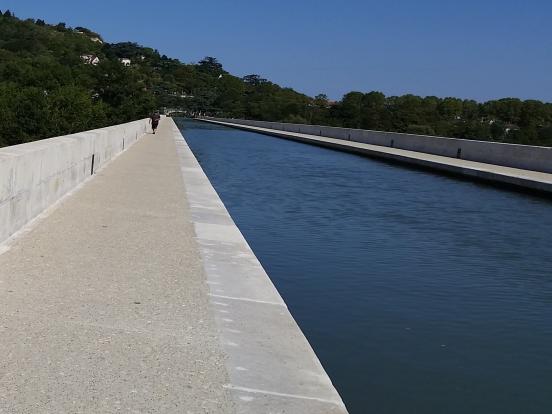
<box><xmin>0</xmin><ymin>119</ymin><xmax>148</xmax><ymax>246</ymax></box>
<box><xmin>173</xmin><ymin>120</ymin><xmax>348</xmax><ymax>413</ymax></box>
<box><xmin>0</xmin><ymin>117</ymin><xmax>348</xmax><ymax>413</ymax></box>
<box><xmin>206</xmin><ymin>118</ymin><xmax>552</xmax><ymax>174</ymax></box>
<box><xmin>201</xmin><ymin>119</ymin><xmax>552</xmax><ymax>194</ymax></box>
<box><xmin>0</xmin><ymin>119</ymin><xmax>234</xmax><ymax>413</ymax></box>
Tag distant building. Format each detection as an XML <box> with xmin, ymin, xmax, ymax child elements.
<box><xmin>120</xmin><ymin>58</ymin><xmax>131</xmax><ymax>66</ymax></box>
<box><xmin>75</xmin><ymin>29</ymin><xmax>104</xmax><ymax>44</ymax></box>
<box><xmin>80</xmin><ymin>54</ymin><xmax>100</xmax><ymax>66</ymax></box>
<box><xmin>171</xmin><ymin>90</ymin><xmax>194</xmax><ymax>99</ymax></box>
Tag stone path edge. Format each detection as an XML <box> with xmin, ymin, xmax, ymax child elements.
<box><xmin>199</xmin><ymin>119</ymin><xmax>552</xmax><ymax>195</ymax></box>
<box><xmin>169</xmin><ymin>118</ymin><xmax>349</xmax><ymax>414</ymax></box>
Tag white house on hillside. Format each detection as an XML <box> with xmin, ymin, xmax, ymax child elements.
<box><xmin>80</xmin><ymin>54</ymin><xmax>100</xmax><ymax>66</ymax></box>
<box><xmin>75</xmin><ymin>29</ymin><xmax>104</xmax><ymax>44</ymax></box>
<box><xmin>120</xmin><ymin>58</ymin><xmax>131</xmax><ymax>66</ymax></box>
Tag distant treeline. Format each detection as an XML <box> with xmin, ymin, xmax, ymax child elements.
<box><xmin>302</xmin><ymin>92</ymin><xmax>552</xmax><ymax>146</ymax></box>
<box><xmin>0</xmin><ymin>10</ymin><xmax>551</xmax><ymax>147</ymax></box>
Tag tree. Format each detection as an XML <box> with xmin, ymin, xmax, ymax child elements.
<box><xmin>338</xmin><ymin>91</ymin><xmax>364</xmax><ymax>128</ymax></box>
<box><xmin>55</xmin><ymin>22</ymin><xmax>67</xmax><ymax>31</ymax></box>
<box><xmin>243</xmin><ymin>74</ymin><xmax>267</xmax><ymax>86</ymax></box>
<box><xmin>47</xmin><ymin>86</ymin><xmax>108</xmax><ymax>135</ymax></box>
<box><xmin>313</xmin><ymin>94</ymin><xmax>328</xmax><ymax>106</ymax></box>
<box><xmin>361</xmin><ymin>91</ymin><xmax>385</xmax><ymax>129</ymax></box>
<box><xmin>538</xmin><ymin>126</ymin><xmax>552</xmax><ymax>145</ymax></box>
<box><xmin>438</xmin><ymin>97</ymin><xmax>463</xmax><ymax>119</ymax></box>
<box><xmin>198</xmin><ymin>56</ymin><xmax>223</xmax><ymax>75</ymax></box>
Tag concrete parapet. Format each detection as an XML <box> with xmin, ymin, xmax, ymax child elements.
<box><xmin>200</xmin><ymin>118</ymin><xmax>552</xmax><ymax>194</ymax></box>
<box><xmin>206</xmin><ymin>118</ymin><xmax>552</xmax><ymax>174</ymax></box>
<box><xmin>0</xmin><ymin>119</ymin><xmax>149</xmax><ymax>244</ymax></box>
<box><xmin>172</xmin><ymin>119</ymin><xmax>348</xmax><ymax>413</ymax></box>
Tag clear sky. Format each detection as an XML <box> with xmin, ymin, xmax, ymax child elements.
<box><xmin>3</xmin><ymin>0</ymin><xmax>551</xmax><ymax>102</ymax></box>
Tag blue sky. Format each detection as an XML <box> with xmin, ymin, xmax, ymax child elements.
<box><xmin>3</xmin><ymin>0</ymin><xmax>551</xmax><ymax>102</ymax></box>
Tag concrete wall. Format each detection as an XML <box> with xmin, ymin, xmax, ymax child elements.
<box><xmin>0</xmin><ymin>119</ymin><xmax>149</xmax><ymax>244</ymax></box>
<box><xmin>172</xmin><ymin>120</ymin><xmax>348</xmax><ymax>412</ymax></box>
<box><xmin>207</xmin><ymin>118</ymin><xmax>552</xmax><ymax>174</ymax></box>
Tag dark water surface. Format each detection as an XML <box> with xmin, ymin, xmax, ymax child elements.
<box><xmin>177</xmin><ymin>119</ymin><xmax>552</xmax><ymax>414</ymax></box>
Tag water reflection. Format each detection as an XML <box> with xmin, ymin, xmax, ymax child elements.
<box><xmin>178</xmin><ymin>118</ymin><xmax>552</xmax><ymax>414</ymax></box>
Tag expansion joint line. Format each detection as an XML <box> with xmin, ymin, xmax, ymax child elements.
<box><xmin>223</xmin><ymin>384</ymin><xmax>345</xmax><ymax>407</ymax></box>
<box><xmin>208</xmin><ymin>293</ymin><xmax>286</xmax><ymax>307</ymax></box>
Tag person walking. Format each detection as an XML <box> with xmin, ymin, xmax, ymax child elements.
<box><xmin>150</xmin><ymin>111</ymin><xmax>161</xmax><ymax>134</ymax></box>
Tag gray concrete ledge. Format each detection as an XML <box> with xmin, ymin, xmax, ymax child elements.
<box><xmin>0</xmin><ymin>119</ymin><xmax>149</xmax><ymax>245</ymax></box>
<box><xmin>199</xmin><ymin>119</ymin><xmax>552</xmax><ymax>195</ymax></box>
<box><xmin>203</xmin><ymin>117</ymin><xmax>552</xmax><ymax>174</ymax></box>
<box><xmin>170</xmin><ymin>119</ymin><xmax>348</xmax><ymax>413</ymax></box>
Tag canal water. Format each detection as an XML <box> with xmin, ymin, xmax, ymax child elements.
<box><xmin>176</xmin><ymin>119</ymin><xmax>552</xmax><ymax>414</ymax></box>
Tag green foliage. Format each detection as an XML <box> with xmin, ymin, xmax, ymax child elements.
<box><xmin>0</xmin><ymin>13</ymin><xmax>313</xmax><ymax>147</ymax></box>
<box><xmin>198</xmin><ymin>57</ymin><xmax>224</xmax><ymax>75</ymax></box>
<box><xmin>317</xmin><ymin>92</ymin><xmax>552</xmax><ymax>146</ymax></box>
<box><xmin>0</xmin><ymin>14</ymin><xmax>165</xmax><ymax>146</ymax></box>
<box><xmin>407</xmin><ymin>125</ymin><xmax>435</xmax><ymax>136</ymax></box>
<box><xmin>0</xmin><ymin>11</ymin><xmax>551</xmax><ymax>147</ymax></box>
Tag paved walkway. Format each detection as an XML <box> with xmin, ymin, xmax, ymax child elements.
<box><xmin>0</xmin><ymin>120</ymin><xmax>235</xmax><ymax>413</ymax></box>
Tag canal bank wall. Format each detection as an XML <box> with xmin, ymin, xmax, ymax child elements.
<box><xmin>172</xmin><ymin>119</ymin><xmax>348</xmax><ymax>413</ymax></box>
<box><xmin>203</xmin><ymin>118</ymin><xmax>552</xmax><ymax>174</ymax></box>
<box><xmin>199</xmin><ymin>118</ymin><xmax>552</xmax><ymax>194</ymax></box>
<box><xmin>0</xmin><ymin>119</ymin><xmax>149</xmax><ymax>245</ymax></box>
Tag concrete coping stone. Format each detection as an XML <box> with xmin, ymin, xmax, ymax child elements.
<box><xmin>170</xmin><ymin>119</ymin><xmax>349</xmax><ymax>413</ymax></box>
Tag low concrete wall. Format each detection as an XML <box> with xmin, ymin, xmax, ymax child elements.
<box><xmin>206</xmin><ymin>118</ymin><xmax>552</xmax><ymax>174</ymax></box>
<box><xmin>172</xmin><ymin>119</ymin><xmax>348</xmax><ymax>412</ymax></box>
<box><xmin>0</xmin><ymin>119</ymin><xmax>149</xmax><ymax>244</ymax></box>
